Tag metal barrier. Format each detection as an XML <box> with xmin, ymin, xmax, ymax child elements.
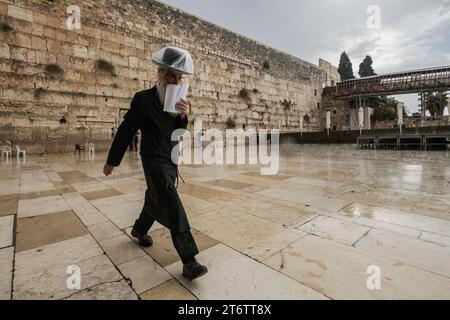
<box><xmin>357</xmin><ymin>133</ymin><xmax>450</xmax><ymax>150</ymax></box>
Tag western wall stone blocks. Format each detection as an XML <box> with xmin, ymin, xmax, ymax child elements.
<box><xmin>66</xmin><ymin>31</ymin><xmax>79</xmax><ymax>44</ymax></box>
<box><xmin>77</xmin><ymin>95</ymin><xmax>98</xmax><ymax>108</ymax></box>
<box><xmin>32</xmin><ymin>11</ymin><xmax>46</xmax><ymax>25</ymax></box>
<box><xmin>13</xmin><ymin>88</ymin><xmax>34</xmax><ymax>101</ymax></box>
<box><xmin>111</xmin><ymin>88</ymin><xmax>130</xmax><ymax>99</ymax></box>
<box><xmin>60</xmin><ymin>42</ymin><xmax>73</xmax><ymax>56</ymax></box>
<box><xmin>124</xmin><ymin>35</ymin><xmax>136</xmax><ymax>47</ymax></box>
<box><xmin>26</xmin><ymin>49</ymin><xmax>36</xmax><ymax>64</ymax></box>
<box><xmin>87</xmin><ymin>47</ymin><xmax>99</xmax><ymax>60</ymax></box>
<box><xmin>137</xmin><ymin>70</ymin><xmax>147</xmax><ymax>81</ymax></box>
<box><xmin>43</xmin><ymin>27</ymin><xmax>56</xmax><ymax>39</ymax></box>
<box><xmin>45</xmin><ymin>16</ymin><xmax>62</xmax><ymax>29</ymax></box>
<box><xmin>8</xmin><ymin>5</ymin><xmax>33</xmax><ymax>23</ymax></box>
<box><xmin>128</xmin><ymin>68</ymin><xmax>138</xmax><ymax>79</ymax></box>
<box><xmin>14</xmin><ymin>33</ymin><xmax>32</xmax><ymax>48</ymax></box>
<box><xmin>119</xmin><ymin>45</ymin><xmax>136</xmax><ymax>57</ymax></box>
<box><xmin>80</xmin><ymin>72</ymin><xmax>95</xmax><ymax>84</ymax></box>
<box><xmin>84</xmin><ymin>26</ymin><xmax>101</xmax><ymax>39</ymax></box>
<box><xmin>55</xmin><ymin>29</ymin><xmax>67</xmax><ymax>42</ymax></box>
<box><xmin>98</xmin><ymin>50</ymin><xmax>112</xmax><ymax>62</ymax></box>
<box><xmin>46</xmin><ymin>39</ymin><xmax>60</xmax><ymax>54</ymax></box>
<box><xmin>110</xmin><ymin>53</ymin><xmax>128</xmax><ymax>67</ymax></box>
<box><xmin>136</xmin><ymin>39</ymin><xmax>144</xmax><ymax>50</ymax></box>
<box><xmin>101</xmin><ymin>40</ymin><xmax>120</xmax><ymax>53</ymax></box>
<box><xmin>9</xmin><ymin>18</ymin><xmax>32</xmax><ymax>34</ymax></box>
<box><xmin>0</xmin><ymin>61</ymin><xmax>11</xmax><ymax>72</ymax></box>
<box><xmin>116</xmin><ymin>66</ymin><xmax>130</xmax><ymax>78</ymax></box>
<box><xmin>44</xmin><ymin>78</ymin><xmax>66</xmax><ymax>92</ymax></box>
<box><xmin>31</xmin><ymin>23</ymin><xmax>44</xmax><ymax>36</ymax></box>
<box><xmin>31</xmin><ymin>36</ymin><xmax>46</xmax><ymax>51</ymax></box>
<box><xmin>125</xmin><ymin>21</ymin><xmax>134</xmax><ymax>29</ymax></box>
<box><xmin>35</xmin><ymin>50</ymin><xmax>49</xmax><ymax>65</ymax></box>
<box><xmin>71</xmin><ymin>56</ymin><xmax>91</xmax><ymax>73</ymax></box>
<box><xmin>0</xmin><ymin>43</ymin><xmax>10</xmax><ymax>60</ymax></box>
<box><xmin>50</xmin><ymin>92</ymin><xmax>75</xmax><ymax>105</ymax></box>
<box><xmin>88</xmin><ymin>37</ymin><xmax>101</xmax><ymax>48</ymax></box>
<box><xmin>95</xmin><ymin>85</ymin><xmax>113</xmax><ymax>97</ymax></box>
<box><xmin>138</xmin><ymin>59</ymin><xmax>152</xmax><ymax>70</ymax></box>
<box><xmin>80</xmin><ymin>83</ymin><xmax>96</xmax><ymax>96</ymax></box>
<box><xmin>128</xmin><ymin>56</ymin><xmax>139</xmax><ymax>68</ymax></box>
<box><xmin>73</xmin><ymin>45</ymin><xmax>88</xmax><ymax>58</ymax></box>
<box><xmin>101</xmin><ymin>30</ymin><xmax>117</xmax><ymax>43</ymax></box>
<box><xmin>10</xmin><ymin>47</ymin><xmax>27</xmax><ymax>62</ymax></box>
<box><xmin>77</xmin><ymin>35</ymin><xmax>90</xmax><ymax>47</ymax></box>
<box><xmin>136</xmin><ymin>48</ymin><xmax>147</xmax><ymax>60</ymax></box>
<box><xmin>0</xmin><ymin>2</ymin><xmax>7</xmax><ymax>15</ymax></box>
<box><xmin>0</xmin><ymin>0</ymin><xmax>330</xmax><ymax>153</ymax></box>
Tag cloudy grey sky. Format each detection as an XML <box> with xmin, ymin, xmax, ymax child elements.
<box><xmin>161</xmin><ymin>0</ymin><xmax>450</xmax><ymax>113</ymax></box>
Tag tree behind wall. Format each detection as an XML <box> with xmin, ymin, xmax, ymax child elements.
<box><xmin>371</xmin><ymin>97</ymin><xmax>398</xmax><ymax>124</ymax></box>
<box><xmin>337</xmin><ymin>51</ymin><xmax>355</xmax><ymax>81</ymax></box>
<box><xmin>426</xmin><ymin>91</ymin><xmax>448</xmax><ymax>117</ymax></box>
<box><xmin>358</xmin><ymin>55</ymin><xmax>377</xmax><ymax>77</ymax></box>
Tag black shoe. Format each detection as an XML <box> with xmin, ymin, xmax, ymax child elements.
<box><xmin>182</xmin><ymin>258</ymin><xmax>208</xmax><ymax>281</ymax></box>
<box><xmin>131</xmin><ymin>228</ymin><xmax>153</xmax><ymax>247</ymax></box>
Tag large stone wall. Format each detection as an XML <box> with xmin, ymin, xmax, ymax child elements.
<box><xmin>0</xmin><ymin>0</ymin><xmax>327</xmax><ymax>154</ymax></box>
<box><xmin>319</xmin><ymin>59</ymin><xmax>340</xmax><ymax>87</ymax></box>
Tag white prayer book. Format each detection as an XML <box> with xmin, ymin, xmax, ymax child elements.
<box><xmin>163</xmin><ymin>84</ymin><xmax>189</xmax><ymax>114</ymax></box>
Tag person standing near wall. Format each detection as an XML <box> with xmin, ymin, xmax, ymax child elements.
<box><xmin>103</xmin><ymin>47</ymin><xmax>208</xmax><ymax>281</ymax></box>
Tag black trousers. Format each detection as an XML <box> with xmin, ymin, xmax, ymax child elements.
<box><xmin>133</xmin><ymin>213</ymin><xmax>199</xmax><ymax>264</ymax></box>
<box><xmin>133</xmin><ymin>158</ymin><xmax>199</xmax><ymax>264</ymax></box>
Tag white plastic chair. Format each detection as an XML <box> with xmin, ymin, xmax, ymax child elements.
<box><xmin>16</xmin><ymin>145</ymin><xmax>26</xmax><ymax>159</ymax></box>
<box><xmin>0</xmin><ymin>145</ymin><xmax>11</xmax><ymax>160</ymax></box>
<box><xmin>88</xmin><ymin>143</ymin><xmax>95</xmax><ymax>155</ymax></box>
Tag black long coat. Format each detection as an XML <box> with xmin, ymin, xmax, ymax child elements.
<box><xmin>106</xmin><ymin>86</ymin><xmax>190</xmax><ymax>233</ymax></box>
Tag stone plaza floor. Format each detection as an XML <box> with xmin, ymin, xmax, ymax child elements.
<box><xmin>0</xmin><ymin>144</ymin><xmax>449</xmax><ymax>300</ymax></box>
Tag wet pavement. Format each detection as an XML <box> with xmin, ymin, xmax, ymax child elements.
<box><xmin>0</xmin><ymin>144</ymin><xmax>449</xmax><ymax>299</ymax></box>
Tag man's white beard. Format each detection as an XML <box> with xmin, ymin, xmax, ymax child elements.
<box><xmin>156</xmin><ymin>80</ymin><xmax>167</xmax><ymax>106</ymax></box>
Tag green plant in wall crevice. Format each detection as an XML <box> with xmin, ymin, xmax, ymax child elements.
<box><xmin>0</xmin><ymin>21</ymin><xmax>13</xmax><ymax>33</ymax></box>
<box><xmin>44</xmin><ymin>64</ymin><xmax>64</xmax><ymax>79</ymax></box>
<box><xmin>94</xmin><ymin>59</ymin><xmax>116</xmax><ymax>76</ymax></box>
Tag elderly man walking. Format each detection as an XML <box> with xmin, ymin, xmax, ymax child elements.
<box><xmin>103</xmin><ymin>47</ymin><xmax>208</xmax><ymax>281</ymax></box>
